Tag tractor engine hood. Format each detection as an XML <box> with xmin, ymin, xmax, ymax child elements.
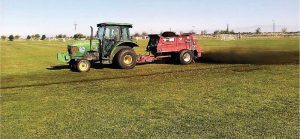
<box><xmin>67</xmin><ymin>40</ymin><xmax>99</xmax><ymax>56</ymax></box>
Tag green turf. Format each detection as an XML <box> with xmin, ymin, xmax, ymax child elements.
<box><xmin>1</xmin><ymin>38</ymin><xmax>299</xmax><ymax>138</ymax></box>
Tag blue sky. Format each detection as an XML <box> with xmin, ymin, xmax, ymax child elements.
<box><xmin>0</xmin><ymin>0</ymin><xmax>299</xmax><ymax>36</ymax></box>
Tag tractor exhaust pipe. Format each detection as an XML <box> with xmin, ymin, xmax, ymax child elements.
<box><xmin>90</xmin><ymin>26</ymin><xmax>93</xmax><ymax>51</ymax></box>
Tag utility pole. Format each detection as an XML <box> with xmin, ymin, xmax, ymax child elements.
<box><xmin>272</xmin><ymin>20</ymin><xmax>275</xmax><ymax>33</ymax></box>
<box><xmin>226</xmin><ymin>24</ymin><xmax>229</xmax><ymax>33</ymax></box>
<box><xmin>74</xmin><ymin>23</ymin><xmax>78</xmax><ymax>33</ymax></box>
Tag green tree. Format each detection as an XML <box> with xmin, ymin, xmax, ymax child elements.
<box><xmin>27</xmin><ymin>35</ymin><xmax>31</xmax><ymax>40</ymax></box>
<box><xmin>133</xmin><ymin>32</ymin><xmax>141</xmax><ymax>37</ymax></box>
<box><xmin>213</xmin><ymin>30</ymin><xmax>220</xmax><ymax>35</ymax></box>
<box><xmin>56</xmin><ymin>34</ymin><xmax>61</xmax><ymax>38</ymax></box>
<box><xmin>56</xmin><ymin>34</ymin><xmax>66</xmax><ymax>38</ymax></box>
<box><xmin>141</xmin><ymin>32</ymin><xmax>148</xmax><ymax>36</ymax></box>
<box><xmin>1</xmin><ymin>35</ymin><xmax>6</xmax><ymax>40</ymax></box>
<box><xmin>73</xmin><ymin>33</ymin><xmax>85</xmax><ymax>40</ymax></box>
<box><xmin>216</xmin><ymin>29</ymin><xmax>235</xmax><ymax>34</ymax></box>
<box><xmin>41</xmin><ymin>35</ymin><xmax>46</xmax><ymax>40</ymax></box>
<box><xmin>8</xmin><ymin>35</ymin><xmax>14</xmax><ymax>41</ymax></box>
<box><xmin>282</xmin><ymin>28</ymin><xmax>287</xmax><ymax>33</ymax></box>
<box><xmin>256</xmin><ymin>27</ymin><xmax>261</xmax><ymax>34</ymax></box>
<box><xmin>34</xmin><ymin>34</ymin><xmax>40</xmax><ymax>40</ymax></box>
<box><xmin>15</xmin><ymin>35</ymin><xmax>21</xmax><ymax>39</ymax></box>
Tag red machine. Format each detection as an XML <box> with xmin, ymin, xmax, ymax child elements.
<box><xmin>137</xmin><ymin>32</ymin><xmax>202</xmax><ymax>64</ymax></box>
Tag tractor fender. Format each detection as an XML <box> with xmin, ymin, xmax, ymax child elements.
<box><xmin>110</xmin><ymin>46</ymin><xmax>135</xmax><ymax>63</ymax></box>
<box><xmin>115</xmin><ymin>41</ymin><xmax>139</xmax><ymax>48</ymax></box>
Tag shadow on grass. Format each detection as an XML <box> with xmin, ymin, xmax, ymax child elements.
<box><xmin>46</xmin><ymin>65</ymin><xmax>69</xmax><ymax>70</ymax></box>
<box><xmin>46</xmin><ymin>63</ymin><xmax>118</xmax><ymax>71</ymax></box>
<box><xmin>199</xmin><ymin>50</ymin><xmax>299</xmax><ymax>65</ymax></box>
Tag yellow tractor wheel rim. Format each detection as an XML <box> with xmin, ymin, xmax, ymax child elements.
<box><xmin>124</xmin><ymin>55</ymin><xmax>133</xmax><ymax>65</ymax></box>
<box><xmin>79</xmin><ymin>61</ymin><xmax>88</xmax><ymax>71</ymax></box>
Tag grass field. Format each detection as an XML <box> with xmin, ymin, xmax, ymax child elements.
<box><xmin>1</xmin><ymin>38</ymin><xmax>299</xmax><ymax>138</ymax></box>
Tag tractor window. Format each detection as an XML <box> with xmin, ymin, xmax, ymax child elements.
<box><xmin>121</xmin><ymin>27</ymin><xmax>130</xmax><ymax>41</ymax></box>
<box><xmin>105</xmin><ymin>26</ymin><xmax>120</xmax><ymax>41</ymax></box>
<box><xmin>98</xmin><ymin>27</ymin><xmax>105</xmax><ymax>40</ymax></box>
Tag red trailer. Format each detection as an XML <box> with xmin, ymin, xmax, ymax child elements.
<box><xmin>137</xmin><ymin>32</ymin><xmax>202</xmax><ymax>64</ymax></box>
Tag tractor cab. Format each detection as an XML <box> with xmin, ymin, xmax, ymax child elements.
<box><xmin>96</xmin><ymin>23</ymin><xmax>133</xmax><ymax>58</ymax></box>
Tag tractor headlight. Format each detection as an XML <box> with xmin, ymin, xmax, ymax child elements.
<box><xmin>79</xmin><ymin>46</ymin><xmax>86</xmax><ymax>53</ymax></box>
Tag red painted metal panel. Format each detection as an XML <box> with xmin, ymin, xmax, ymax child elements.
<box><xmin>155</xmin><ymin>33</ymin><xmax>201</xmax><ymax>55</ymax></box>
<box><xmin>138</xmin><ymin>32</ymin><xmax>202</xmax><ymax>64</ymax></box>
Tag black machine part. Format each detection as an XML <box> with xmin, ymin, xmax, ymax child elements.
<box><xmin>89</xmin><ymin>26</ymin><xmax>93</xmax><ymax>52</ymax></box>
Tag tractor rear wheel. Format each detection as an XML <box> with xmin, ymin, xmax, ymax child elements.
<box><xmin>115</xmin><ymin>49</ymin><xmax>137</xmax><ymax>69</ymax></box>
<box><xmin>77</xmin><ymin>60</ymin><xmax>91</xmax><ymax>72</ymax></box>
<box><xmin>179</xmin><ymin>50</ymin><xmax>193</xmax><ymax>65</ymax></box>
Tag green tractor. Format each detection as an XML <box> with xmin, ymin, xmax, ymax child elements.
<box><xmin>57</xmin><ymin>22</ymin><xmax>138</xmax><ymax>72</ymax></box>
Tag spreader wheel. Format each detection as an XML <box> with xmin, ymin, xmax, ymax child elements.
<box><xmin>115</xmin><ymin>49</ymin><xmax>137</xmax><ymax>69</ymax></box>
<box><xmin>77</xmin><ymin>60</ymin><xmax>91</xmax><ymax>72</ymax></box>
<box><xmin>179</xmin><ymin>50</ymin><xmax>193</xmax><ymax>65</ymax></box>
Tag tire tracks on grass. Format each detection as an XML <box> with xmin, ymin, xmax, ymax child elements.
<box><xmin>1</xmin><ymin>65</ymin><xmax>250</xmax><ymax>90</ymax></box>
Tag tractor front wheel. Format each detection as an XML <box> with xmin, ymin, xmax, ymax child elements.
<box><xmin>69</xmin><ymin>60</ymin><xmax>77</xmax><ymax>71</ymax></box>
<box><xmin>77</xmin><ymin>60</ymin><xmax>91</xmax><ymax>72</ymax></box>
<box><xmin>115</xmin><ymin>49</ymin><xmax>137</xmax><ymax>69</ymax></box>
<box><xmin>179</xmin><ymin>50</ymin><xmax>193</xmax><ymax>65</ymax></box>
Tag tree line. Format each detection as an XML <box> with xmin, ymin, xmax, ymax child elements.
<box><xmin>1</xmin><ymin>33</ymin><xmax>88</xmax><ymax>41</ymax></box>
<box><xmin>211</xmin><ymin>27</ymin><xmax>289</xmax><ymax>35</ymax></box>
<box><xmin>1</xmin><ymin>27</ymin><xmax>290</xmax><ymax>41</ymax></box>
<box><xmin>1</xmin><ymin>34</ymin><xmax>46</xmax><ymax>41</ymax></box>
<box><xmin>132</xmin><ymin>32</ymin><xmax>148</xmax><ymax>37</ymax></box>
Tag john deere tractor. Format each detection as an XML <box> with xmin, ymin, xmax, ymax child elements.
<box><xmin>57</xmin><ymin>22</ymin><xmax>138</xmax><ymax>72</ymax></box>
